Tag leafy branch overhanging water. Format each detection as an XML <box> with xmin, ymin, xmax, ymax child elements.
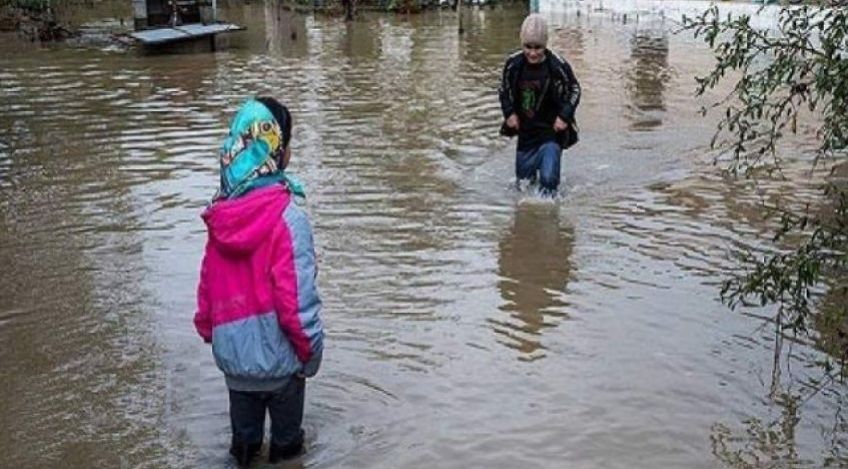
<box><xmin>682</xmin><ymin>1</ymin><xmax>848</xmax><ymax>377</ymax></box>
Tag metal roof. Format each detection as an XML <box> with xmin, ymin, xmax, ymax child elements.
<box><xmin>129</xmin><ymin>23</ymin><xmax>244</xmax><ymax>45</ymax></box>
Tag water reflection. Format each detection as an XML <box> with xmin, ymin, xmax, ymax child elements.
<box><xmin>625</xmin><ymin>27</ymin><xmax>671</xmax><ymax>131</ymax></box>
<box><xmin>492</xmin><ymin>203</ymin><xmax>573</xmax><ymax>360</ymax></box>
<box><xmin>550</xmin><ymin>23</ymin><xmax>584</xmax><ymax>65</ymax></box>
<box><xmin>461</xmin><ymin>6</ymin><xmax>526</xmax><ymax>60</ymax></box>
<box><xmin>142</xmin><ymin>52</ymin><xmax>220</xmax><ymax>102</ymax></box>
<box><xmin>710</xmin><ymin>392</ymin><xmax>808</xmax><ymax>467</ymax></box>
<box><xmin>703</xmin><ymin>165</ymin><xmax>848</xmax><ymax>468</ymax></box>
<box><xmin>341</xmin><ymin>17</ymin><xmax>380</xmax><ymax>61</ymax></box>
<box><xmin>816</xmin><ymin>281</ymin><xmax>848</xmax><ymax>365</ymax></box>
<box><xmin>264</xmin><ymin>1</ymin><xmax>308</xmax><ymax>57</ymax></box>
<box><xmin>709</xmin><ymin>361</ymin><xmax>848</xmax><ymax>469</ymax></box>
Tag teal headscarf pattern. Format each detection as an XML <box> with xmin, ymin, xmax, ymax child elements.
<box><xmin>217</xmin><ymin>99</ymin><xmax>306</xmax><ymax>200</ymax></box>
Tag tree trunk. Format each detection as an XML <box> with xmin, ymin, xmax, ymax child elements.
<box><xmin>457</xmin><ymin>0</ymin><xmax>463</xmax><ymax>34</ymax></box>
<box><xmin>343</xmin><ymin>0</ymin><xmax>354</xmax><ymax>21</ymax></box>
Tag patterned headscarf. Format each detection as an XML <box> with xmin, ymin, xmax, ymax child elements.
<box><xmin>216</xmin><ymin>99</ymin><xmax>305</xmax><ymax>200</ymax></box>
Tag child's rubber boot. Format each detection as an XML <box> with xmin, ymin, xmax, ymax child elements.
<box><xmin>268</xmin><ymin>429</ymin><xmax>305</xmax><ymax>463</ymax></box>
<box><xmin>230</xmin><ymin>441</ymin><xmax>262</xmax><ymax>467</ymax></box>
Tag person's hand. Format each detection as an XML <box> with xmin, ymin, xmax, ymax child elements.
<box><xmin>506</xmin><ymin>113</ymin><xmax>520</xmax><ymax>130</ymax></box>
<box><xmin>554</xmin><ymin>116</ymin><xmax>568</xmax><ymax>132</ymax></box>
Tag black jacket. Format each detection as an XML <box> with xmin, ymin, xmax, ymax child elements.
<box><xmin>498</xmin><ymin>49</ymin><xmax>581</xmax><ymax>143</ymax></box>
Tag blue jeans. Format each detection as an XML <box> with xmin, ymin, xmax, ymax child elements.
<box><xmin>516</xmin><ymin>141</ymin><xmax>562</xmax><ymax>193</ymax></box>
<box><xmin>229</xmin><ymin>377</ymin><xmax>305</xmax><ymax>451</ymax></box>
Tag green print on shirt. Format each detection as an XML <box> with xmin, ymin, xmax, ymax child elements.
<box><xmin>521</xmin><ymin>88</ymin><xmax>536</xmax><ymax>115</ymax></box>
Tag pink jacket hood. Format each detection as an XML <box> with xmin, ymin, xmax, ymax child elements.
<box><xmin>202</xmin><ymin>185</ymin><xmax>289</xmax><ymax>256</ymax></box>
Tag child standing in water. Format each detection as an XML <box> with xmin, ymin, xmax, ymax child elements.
<box><xmin>193</xmin><ymin>97</ymin><xmax>323</xmax><ymax>466</ymax></box>
<box><xmin>499</xmin><ymin>13</ymin><xmax>581</xmax><ymax>196</ymax></box>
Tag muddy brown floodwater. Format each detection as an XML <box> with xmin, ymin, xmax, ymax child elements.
<box><xmin>1</xmin><ymin>0</ymin><xmax>845</xmax><ymax>467</ymax></box>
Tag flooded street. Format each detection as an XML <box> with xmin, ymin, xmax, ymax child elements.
<box><xmin>1</xmin><ymin>0</ymin><xmax>845</xmax><ymax>467</ymax></box>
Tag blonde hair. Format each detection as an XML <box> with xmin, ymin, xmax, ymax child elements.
<box><xmin>520</xmin><ymin>14</ymin><xmax>548</xmax><ymax>46</ymax></box>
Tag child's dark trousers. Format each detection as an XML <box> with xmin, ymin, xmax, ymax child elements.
<box><xmin>228</xmin><ymin>377</ymin><xmax>305</xmax><ymax>464</ymax></box>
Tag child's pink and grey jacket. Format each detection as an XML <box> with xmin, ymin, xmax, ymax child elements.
<box><xmin>194</xmin><ymin>184</ymin><xmax>323</xmax><ymax>391</ymax></box>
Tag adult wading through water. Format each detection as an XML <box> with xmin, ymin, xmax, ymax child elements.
<box><xmin>499</xmin><ymin>14</ymin><xmax>581</xmax><ymax>196</ymax></box>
